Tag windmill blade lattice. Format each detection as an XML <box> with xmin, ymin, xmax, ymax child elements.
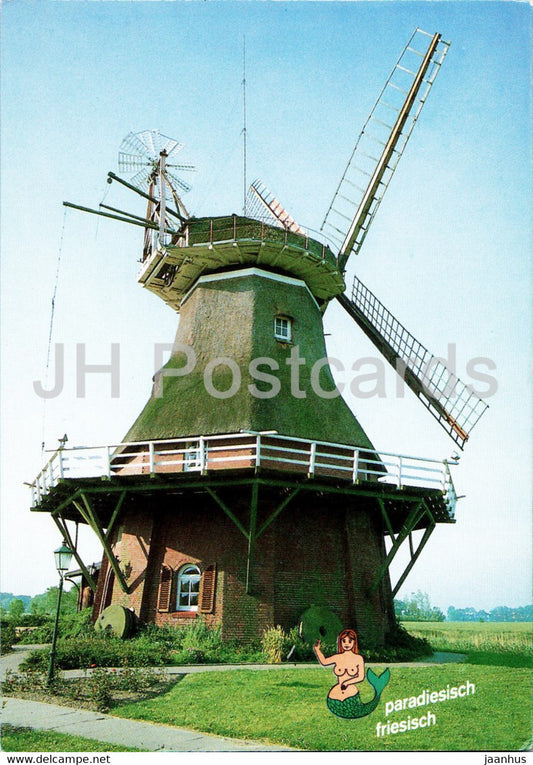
<box><xmin>338</xmin><ymin>276</ymin><xmax>488</xmax><ymax>449</ymax></box>
<box><xmin>118</xmin><ymin>130</ymin><xmax>195</xmax><ymax>199</ymax></box>
<box><xmin>322</xmin><ymin>29</ymin><xmax>449</xmax><ymax>272</ymax></box>
<box><xmin>246</xmin><ymin>179</ymin><xmax>305</xmax><ymax>234</ymax></box>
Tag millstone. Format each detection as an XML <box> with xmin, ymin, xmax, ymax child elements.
<box><xmin>299</xmin><ymin>606</ymin><xmax>343</xmax><ymax>646</ymax></box>
<box><xmin>95</xmin><ymin>604</ymin><xmax>136</xmax><ymax>638</ymax></box>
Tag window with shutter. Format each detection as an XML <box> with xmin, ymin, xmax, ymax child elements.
<box><xmin>176</xmin><ymin>564</ymin><xmax>201</xmax><ymax>611</ymax></box>
<box><xmin>157</xmin><ymin>564</ymin><xmax>173</xmax><ymax>612</ymax></box>
<box><xmin>198</xmin><ymin>564</ymin><xmax>217</xmax><ymax>613</ymax></box>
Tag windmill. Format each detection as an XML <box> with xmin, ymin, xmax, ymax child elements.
<box><xmin>33</xmin><ymin>29</ymin><xmax>487</xmax><ymax>646</ymax></box>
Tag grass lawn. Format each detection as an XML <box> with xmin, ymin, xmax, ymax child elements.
<box><xmin>114</xmin><ymin>663</ymin><xmax>532</xmax><ymax>751</ymax></box>
<box><xmin>1</xmin><ymin>724</ymin><xmax>140</xmax><ymax>752</ymax></box>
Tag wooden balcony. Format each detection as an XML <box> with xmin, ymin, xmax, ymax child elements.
<box><xmin>29</xmin><ymin>432</ymin><xmax>456</xmax><ymax>523</ymax></box>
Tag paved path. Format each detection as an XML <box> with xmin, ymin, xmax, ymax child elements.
<box><xmin>1</xmin><ymin>697</ymin><xmax>292</xmax><ymax>752</ymax></box>
<box><xmin>1</xmin><ymin>647</ymin><xmax>297</xmax><ymax>751</ymax></box>
<box><xmin>0</xmin><ymin>645</ymin><xmax>466</xmax><ymax>752</ymax></box>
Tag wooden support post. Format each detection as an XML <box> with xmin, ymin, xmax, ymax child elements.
<box><xmin>377</xmin><ymin>497</ymin><xmax>397</xmax><ymax>544</ymax></box>
<box><xmin>352</xmin><ymin>449</ymin><xmax>359</xmax><ymax>483</ymax></box>
<box><xmin>308</xmin><ymin>442</ymin><xmax>316</xmax><ymax>478</ymax></box>
<box><xmin>73</xmin><ymin>492</ymin><xmax>131</xmax><ymax>594</ymax></box>
<box><xmin>51</xmin><ymin>513</ymin><xmax>97</xmax><ymax>592</ymax></box>
<box><xmin>205</xmin><ymin>487</ymin><xmax>249</xmax><ymax>540</ymax></box>
<box><xmin>256</xmin><ymin>488</ymin><xmax>301</xmax><ymax>539</ymax></box>
<box><xmin>199</xmin><ymin>436</ymin><xmax>207</xmax><ymax>475</ymax></box>
<box><xmin>104</xmin><ymin>490</ymin><xmax>127</xmax><ymax>544</ymax></box>
<box><xmin>52</xmin><ymin>489</ymin><xmax>82</xmax><ymax>517</ymax></box>
<box><xmin>392</xmin><ymin>521</ymin><xmax>435</xmax><ymax>598</ymax></box>
<box><xmin>369</xmin><ymin>501</ymin><xmax>424</xmax><ymax>596</ymax></box>
<box><xmin>245</xmin><ymin>482</ymin><xmax>259</xmax><ymax>594</ymax></box>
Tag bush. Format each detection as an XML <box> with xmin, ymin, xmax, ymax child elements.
<box><xmin>137</xmin><ymin>620</ymin><xmax>263</xmax><ymax>665</ymax></box>
<box><xmin>1</xmin><ymin>621</ymin><xmax>18</xmax><ymax>654</ymax></box>
<box><xmin>362</xmin><ymin>624</ymin><xmax>432</xmax><ymax>663</ymax></box>
<box><xmin>17</xmin><ymin>609</ymin><xmax>94</xmax><ymax>645</ymax></box>
<box><xmin>2</xmin><ymin>668</ymin><xmax>48</xmax><ymax>696</ymax></box>
<box><xmin>2</xmin><ymin>664</ymin><xmax>167</xmax><ymax>713</ymax></box>
<box><xmin>17</xmin><ymin>621</ymin><xmax>54</xmax><ymax>644</ymax></box>
<box><xmin>20</xmin><ymin>633</ymin><xmax>169</xmax><ymax>673</ymax></box>
<box><xmin>261</xmin><ymin>625</ymin><xmax>294</xmax><ymax>663</ymax></box>
<box><xmin>15</xmin><ymin>613</ymin><xmax>51</xmax><ymax>627</ymax></box>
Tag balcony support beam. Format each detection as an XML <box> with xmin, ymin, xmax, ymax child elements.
<box><xmin>51</xmin><ymin>512</ymin><xmax>97</xmax><ymax>593</ymax></box>
<box><xmin>73</xmin><ymin>492</ymin><xmax>130</xmax><ymax>594</ymax></box>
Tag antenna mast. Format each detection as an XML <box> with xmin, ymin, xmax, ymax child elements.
<box><xmin>242</xmin><ymin>35</ymin><xmax>247</xmax><ymax>216</ymax></box>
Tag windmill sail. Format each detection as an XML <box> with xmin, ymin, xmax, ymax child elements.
<box><xmin>338</xmin><ymin>276</ymin><xmax>488</xmax><ymax>449</ymax></box>
<box><xmin>322</xmin><ymin>29</ymin><xmax>449</xmax><ymax>272</ymax></box>
<box><xmin>246</xmin><ymin>179</ymin><xmax>305</xmax><ymax>234</ymax></box>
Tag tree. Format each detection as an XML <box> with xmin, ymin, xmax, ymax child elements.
<box><xmin>7</xmin><ymin>598</ymin><xmax>25</xmax><ymax>622</ymax></box>
<box><xmin>394</xmin><ymin>591</ymin><xmax>445</xmax><ymax>622</ymax></box>
<box><xmin>29</xmin><ymin>586</ymin><xmax>78</xmax><ymax>617</ymax></box>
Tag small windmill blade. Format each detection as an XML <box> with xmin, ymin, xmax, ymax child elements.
<box><xmin>338</xmin><ymin>276</ymin><xmax>488</xmax><ymax>449</ymax></box>
<box><xmin>118</xmin><ymin>129</ymin><xmax>195</xmax><ymax>210</ymax></box>
<box><xmin>128</xmin><ymin>166</ymin><xmax>193</xmax><ymax>196</ymax></box>
<box><xmin>322</xmin><ymin>29</ymin><xmax>449</xmax><ymax>272</ymax></box>
<box><xmin>120</xmin><ymin>130</ymin><xmax>183</xmax><ymax>163</ymax></box>
<box><xmin>246</xmin><ymin>179</ymin><xmax>305</xmax><ymax>234</ymax></box>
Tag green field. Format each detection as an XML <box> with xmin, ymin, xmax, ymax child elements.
<box><xmin>114</xmin><ymin>663</ymin><xmax>531</xmax><ymax>751</ymax></box>
<box><xmin>402</xmin><ymin>621</ymin><xmax>532</xmax><ymax>660</ymax></box>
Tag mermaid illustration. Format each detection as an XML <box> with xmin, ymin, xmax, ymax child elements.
<box><xmin>314</xmin><ymin>628</ymin><xmax>390</xmax><ymax>719</ymax></box>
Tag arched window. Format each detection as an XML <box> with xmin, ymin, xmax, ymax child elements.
<box><xmin>176</xmin><ymin>564</ymin><xmax>201</xmax><ymax>611</ymax></box>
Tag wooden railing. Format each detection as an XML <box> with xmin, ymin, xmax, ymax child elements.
<box><xmin>29</xmin><ymin>432</ymin><xmax>456</xmax><ymax>518</ymax></box>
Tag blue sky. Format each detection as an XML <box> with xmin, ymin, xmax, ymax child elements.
<box><xmin>1</xmin><ymin>0</ymin><xmax>531</xmax><ymax>612</ymax></box>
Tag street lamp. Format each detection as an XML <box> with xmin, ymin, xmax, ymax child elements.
<box><xmin>47</xmin><ymin>541</ymin><xmax>73</xmax><ymax>685</ymax></box>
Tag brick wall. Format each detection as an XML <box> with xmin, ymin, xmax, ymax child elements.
<box><xmin>92</xmin><ymin>483</ymin><xmax>395</xmax><ymax>644</ymax></box>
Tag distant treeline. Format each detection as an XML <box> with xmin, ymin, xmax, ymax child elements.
<box><xmin>446</xmin><ymin>605</ymin><xmax>533</xmax><ymax>622</ymax></box>
<box><xmin>394</xmin><ymin>591</ymin><xmax>533</xmax><ymax>622</ymax></box>
<box><xmin>2</xmin><ymin>591</ymin><xmax>532</xmax><ymax>624</ymax></box>
<box><xmin>1</xmin><ymin>588</ymin><xmax>77</xmax><ymax>619</ymax></box>
<box><xmin>0</xmin><ymin>593</ymin><xmax>31</xmax><ymax>610</ymax></box>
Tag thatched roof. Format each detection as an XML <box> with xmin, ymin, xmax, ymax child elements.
<box><xmin>125</xmin><ymin>268</ymin><xmax>375</xmax><ymax>451</ymax></box>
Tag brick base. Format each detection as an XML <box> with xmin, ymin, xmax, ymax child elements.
<box><xmin>92</xmin><ymin>484</ymin><xmax>395</xmax><ymax>645</ymax></box>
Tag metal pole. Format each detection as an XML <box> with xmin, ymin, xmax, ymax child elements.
<box><xmin>159</xmin><ymin>150</ymin><xmax>167</xmax><ymax>245</ymax></box>
<box><xmin>63</xmin><ymin>202</ymin><xmax>161</xmax><ymax>231</ymax></box>
<box><xmin>242</xmin><ymin>35</ymin><xmax>247</xmax><ymax>216</ymax></box>
<box><xmin>107</xmin><ymin>172</ymin><xmax>185</xmax><ymax>223</ymax></box>
<box><xmin>47</xmin><ymin>575</ymin><xmax>64</xmax><ymax>685</ymax></box>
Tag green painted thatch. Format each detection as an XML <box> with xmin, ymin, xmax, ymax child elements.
<box><xmin>125</xmin><ymin>269</ymin><xmax>375</xmax><ymax>450</ymax></box>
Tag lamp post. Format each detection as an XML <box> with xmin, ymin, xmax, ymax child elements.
<box><xmin>47</xmin><ymin>541</ymin><xmax>73</xmax><ymax>685</ymax></box>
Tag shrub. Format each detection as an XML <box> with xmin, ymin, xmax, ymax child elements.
<box><xmin>86</xmin><ymin>668</ymin><xmax>113</xmax><ymax>712</ymax></box>
<box><xmin>17</xmin><ymin>609</ymin><xmax>93</xmax><ymax>645</ymax></box>
<box><xmin>261</xmin><ymin>625</ymin><xmax>293</xmax><ymax>663</ymax></box>
<box><xmin>1</xmin><ymin>621</ymin><xmax>18</xmax><ymax>654</ymax></box>
<box><xmin>362</xmin><ymin>624</ymin><xmax>432</xmax><ymax>663</ymax></box>
<box><xmin>20</xmin><ymin>633</ymin><xmax>169</xmax><ymax>673</ymax></box>
<box><xmin>136</xmin><ymin>619</ymin><xmax>266</xmax><ymax>665</ymax></box>
<box><xmin>2</xmin><ymin>669</ymin><xmax>48</xmax><ymax>696</ymax></box>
